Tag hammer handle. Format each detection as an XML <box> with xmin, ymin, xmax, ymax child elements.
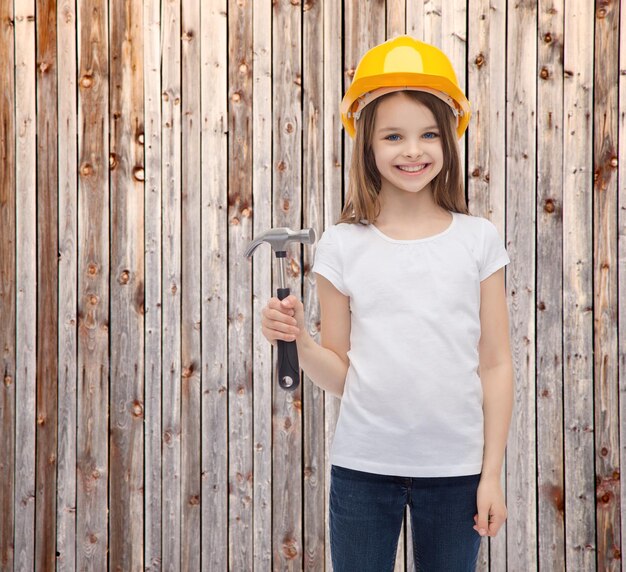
<box><xmin>276</xmin><ymin>287</ymin><xmax>300</xmax><ymax>391</ymax></box>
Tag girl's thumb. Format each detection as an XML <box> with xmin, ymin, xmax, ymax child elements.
<box><xmin>281</xmin><ymin>296</ymin><xmax>292</xmax><ymax>307</ymax></box>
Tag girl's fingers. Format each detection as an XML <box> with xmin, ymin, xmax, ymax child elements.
<box><xmin>261</xmin><ymin>324</ymin><xmax>299</xmax><ymax>342</ymax></box>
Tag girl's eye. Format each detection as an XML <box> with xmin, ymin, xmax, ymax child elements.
<box><xmin>423</xmin><ymin>132</ymin><xmax>439</xmax><ymax>140</ymax></box>
<box><xmin>385</xmin><ymin>134</ymin><xmax>401</xmax><ymax>141</ymax></box>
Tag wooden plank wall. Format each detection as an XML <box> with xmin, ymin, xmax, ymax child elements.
<box><xmin>0</xmin><ymin>1</ymin><xmax>624</xmax><ymax>570</ymax></box>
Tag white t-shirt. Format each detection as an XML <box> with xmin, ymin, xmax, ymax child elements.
<box><xmin>311</xmin><ymin>211</ymin><xmax>510</xmax><ymax>477</ymax></box>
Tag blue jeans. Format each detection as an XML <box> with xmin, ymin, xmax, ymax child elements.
<box><xmin>329</xmin><ymin>465</ymin><xmax>482</xmax><ymax>571</ymax></box>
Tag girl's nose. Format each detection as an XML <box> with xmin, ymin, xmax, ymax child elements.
<box><xmin>403</xmin><ymin>140</ymin><xmax>423</xmax><ymax>159</ymax></box>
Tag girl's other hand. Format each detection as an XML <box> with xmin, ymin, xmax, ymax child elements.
<box><xmin>473</xmin><ymin>475</ymin><xmax>507</xmax><ymax>537</ymax></box>
<box><xmin>261</xmin><ymin>295</ymin><xmax>305</xmax><ymax>347</ymax></box>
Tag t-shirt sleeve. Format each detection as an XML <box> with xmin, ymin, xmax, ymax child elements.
<box><xmin>479</xmin><ymin>218</ymin><xmax>510</xmax><ymax>281</ymax></box>
<box><xmin>312</xmin><ymin>226</ymin><xmax>349</xmax><ymax>296</ymax></box>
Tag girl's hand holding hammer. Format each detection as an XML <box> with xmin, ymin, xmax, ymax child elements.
<box><xmin>261</xmin><ymin>295</ymin><xmax>305</xmax><ymax>347</ymax></box>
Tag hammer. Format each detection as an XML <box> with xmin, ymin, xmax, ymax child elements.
<box><xmin>245</xmin><ymin>227</ymin><xmax>316</xmax><ymax>391</ymax></box>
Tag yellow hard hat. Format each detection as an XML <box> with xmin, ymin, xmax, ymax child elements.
<box><xmin>340</xmin><ymin>36</ymin><xmax>471</xmax><ymax>139</ymax></box>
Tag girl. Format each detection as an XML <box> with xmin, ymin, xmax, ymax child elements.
<box><xmin>261</xmin><ymin>36</ymin><xmax>513</xmax><ymax>572</ymax></box>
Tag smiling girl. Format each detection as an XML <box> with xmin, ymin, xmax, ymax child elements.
<box><xmin>261</xmin><ymin>36</ymin><xmax>514</xmax><ymax>571</ymax></box>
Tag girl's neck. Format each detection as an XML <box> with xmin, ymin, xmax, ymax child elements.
<box><xmin>376</xmin><ymin>186</ymin><xmax>448</xmax><ymax>227</ymax></box>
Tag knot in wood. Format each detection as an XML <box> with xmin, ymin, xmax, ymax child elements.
<box><xmin>282</xmin><ymin>198</ymin><xmax>290</xmax><ymax>211</ymax></box>
<box><xmin>277</xmin><ymin>161</ymin><xmax>287</xmax><ymax>172</ymax></box>
<box><xmin>610</xmin><ymin>156</ymin><xmax>618</xmax><ymax>168</ymax></box>
<box><xmin>540</xmin><ymin>67</ymin><xmax>549</xmax><ymax>80</ymax></box>
<box><xmin>80</xmin><ymin>74</ymin><xmax>94</xmax><ymax>88</ymax></box>
<box><xmin>92</xmin><ymin>469</ymin><xmax>100</xmax><ymax>479</ymax></box>
<box><xmin>471</xmin><ymin>168</ymin><xmax>480</xmax><ymax>177</ymax></box>
<box><xmin>597</xmin><ymin>7</ymin><xmax>606</xmax><ymax>18</ymax></box>
<box><xmin>601</xmin><ymin>446</ymin><xmax>609</xmax><ymax>456</ymax></box>
<box><xmin>80</xmin><ymin>163</ymin><xmax>93</xmax><ymax>177</ymax></box>
<box><xmin>346</xmin><ymin>68</ymin><xmax>355</xmax><ymax>78</ymax></box>
<box><xmin>544</xmin><ymin>33</ymin><xmax>552</xmax><ymax>43</ymax></box>
<box><xmin>289</xmin><ymin>258</ymin><xmax>300</xmax><ymax>276</ymax></box>
<box><xmin>88</xmin><ymin>263</ymin><xmax>98</xmax><ymax>276</ymax></box>
<box><xmin>474</xmin><ymin>53</ymin><xmax>485</xmax><ymax>68</ymax></box>
<box><xmin>543</xmin><ymin>198</ymin><xmax>556</xmax><ymax>213</ymax></box>
<box><xmin>4</xmin><ymin>375</ymin><xmax>12</xmax><ymax>387</ymax></box>
<box><xmin>239</xmin><ymin>63</ymin><xmax>248</xmax><ymax>75</ymax></box>
<box><xmin>89</xmin><ymin>295</ymin><xmax>98</xmax><ymax>306</ymax></box>
<box><xmin>132</xmin><ymin>400</ymin><xmax>143</xmax><ymax>417</ymax></box>
<box><xmin>119</xmin><ymin>270</ymin><xmax>130</xmax><ymax>284</ymax></box>
<box><xmin>189</xmin><ymin>495</ymin><xmax>200</xmax><ymax>505</ymax></box>
<box><xmin>282</xmin><ymin>538</ymin><xmax>298</xmax><ymax>560</ymax></box>
<box><xmin>37</xmin><ymin>414</ymin><xmax>45</xmax><ymax>426</ymax></box>
<box><xmin>39</xmin><ymin>61</ymin><xmax>50</xmax><ymax>74</ymax></box>
<box><xmin>231</xmin><ymin>91</ymin><xmax>241</xmax><ymax>103</ymax></box>
<box><xmin>285</xmin><ymin>122</ymin><xmax>294</xmax><ymax>134</ymax></box>
<box><xmin>109</xmin><ymin>153</ymin><xmax>118</xmax><ymax>170</ymax></box>
<box><xmin>133</xmin><ymin>166</ymin><xmax>145</xmax><ymax>181</ymax></box>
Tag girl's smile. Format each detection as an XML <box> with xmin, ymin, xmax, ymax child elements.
<box><xmin>395</xmin><ymin>162</ymin><xmax>431</xmax><ymax>175</ymax></box>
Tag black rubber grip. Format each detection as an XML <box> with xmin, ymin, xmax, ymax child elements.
<box><xmin>276</xmin><ymin>287</ymin><xmax>300</xmax><ymax>391</ymax></box>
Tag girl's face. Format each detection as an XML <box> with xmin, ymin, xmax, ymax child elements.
<box><xmin>370</xmin><ymin>92</ymin><xmax>444</xmax><ymax>198</ymax></box>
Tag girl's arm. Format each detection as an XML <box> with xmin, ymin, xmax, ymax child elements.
<box><xmin>475</xmin><ymin>266</ymin><xmax>514</xmax><ymax>536</ymax></box>
<box><xmin>262</xmin><ymin>274</ymin><xmax>351</xmax><ymax>398</ymax></box>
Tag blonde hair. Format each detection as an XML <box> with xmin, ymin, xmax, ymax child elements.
<box><xmin>337</xmin><ymin>91</ymin><xmax>469</xmax><ymax>225</ymax></box>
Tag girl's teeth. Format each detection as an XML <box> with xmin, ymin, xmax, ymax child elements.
<box><xmin>398</xmin><ymin>164</ymin><xmax>426</xmax><ymax>172</ymax></box>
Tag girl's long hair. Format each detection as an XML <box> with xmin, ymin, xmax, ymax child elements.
<box><xmin>337</xmin><ymin>90</ymin><xmax>470</xmax><ymax>225</ymax></box>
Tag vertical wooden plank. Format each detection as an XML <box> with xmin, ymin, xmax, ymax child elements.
<box><xmin>76</xmin><ymin>0</ymin><xmax>109</xmax><ymax>568</ymax></box>
<box><xmin>14</xmin><ymin>0</ymin><xmax>37</xmax><ymax>568</ymax></box>
<box><xmin>562</xmin><ymin>1</ymin><xmax>596</xmax><ymax>569</ymax></box>
<box><xmin>272</xmin><ymin>0</ymin><xmax>302</xmax><ymax>569</ymax></box>
<box><xmin>422</xmin><ymin>0</ymin><xmax>442</xmax><ymax>48</ymax></box>
<box><xmin>593</xmin><ymin>1</ymin><xmax>621</xmax><ymax>569</ymax></box>
<box><xmin>201</xmin><ymin>0</ymin><xmax>228</xmax><ymax>569</ymax></box>
<box><xmin>386</xmin><ymin>0</ymin><xmax>405</xmax><ymax>37</ymax></box>
<box><xmin>618</xmin><ymin>0</ymin><xmax>626</xmax><ymax>562</ymax></box>
<box><xmin>251</xmin><ymin>0</ymin><xmax>272</xmax><ymax>569</ymax></box>
<box><xmin>536</xmin><ymin>2</ymin><xmax>565</xmax><ymax>571</ymax></box>
<box><xmin>161</xmin><ymin>0</ymin><xmax>182</xmax><ymax>567</ymax></box>
<box><xmin>56</xmin><ymin>0</ymin><xmax>78</xmax><ymax>568</ymax></box>
<box><xmin>109</xmin><ymin>0</ymin><xmax>144</xmax><ymax>569</ymax></box>
<box><xmin>35</xmin><ymin>0</ymin><xmax>58</xmax><ymax>569</ymax></box>
<box><xmin>303</xmin><ymin>0</ymin><xmax>325</xmax><ymax>568</ymax></box>
<box><xmin>0</xmin><ymin>0</ymin><xmax>15</xmax><ymax>569</ymax></box>
<box><xmin>322</xmin><ymin>0</ymin><xmax>342</xmax><ymax>569</ymax></box>
<box><xmin>467</xmin><ymin>1</ymin><xmax>507</xmax><ymax>570</ymax></box>
<box><xmin>228</xmin><ymin>0</ymin><xmax>253</xmax><ymax>568</ymax></box>
<box><xmin>406</xmin><ymin>0</ymin><xmax>424</xmax><ymax>41</ymax></box>
<box><xmin>343</xmin><ymin>0</ymin><xmax>385</xmax><ymax>192</ymax></box>
<box><xmin>505</xmin><ymin>1</ymin><xmax>537</xmax><ymax>570</ymax></box>
<box><xmin>180</xmin><ymin>0</ymin><xmax>201</xmax><ymax>568</ymax></box>
<box><xmin>441</xmin><ymin>0</ymin><xmax>467</xmax><ymax>173</ymax></box>
<box><xmin>143</xmin><ymin>0</ymin><xmax>162</xmax><ymax>566</ymax></box>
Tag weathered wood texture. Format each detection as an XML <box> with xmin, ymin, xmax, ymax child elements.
<box><xmin>0</xmin><ymin>2</ymin><xmax>623</xmax><ymax>570</ymax></box>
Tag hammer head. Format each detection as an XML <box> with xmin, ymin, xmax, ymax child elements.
<box><xmin>245</xmin><ymin>227</ymin><xmax>316</xmax><ymax>258</ymax></box>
